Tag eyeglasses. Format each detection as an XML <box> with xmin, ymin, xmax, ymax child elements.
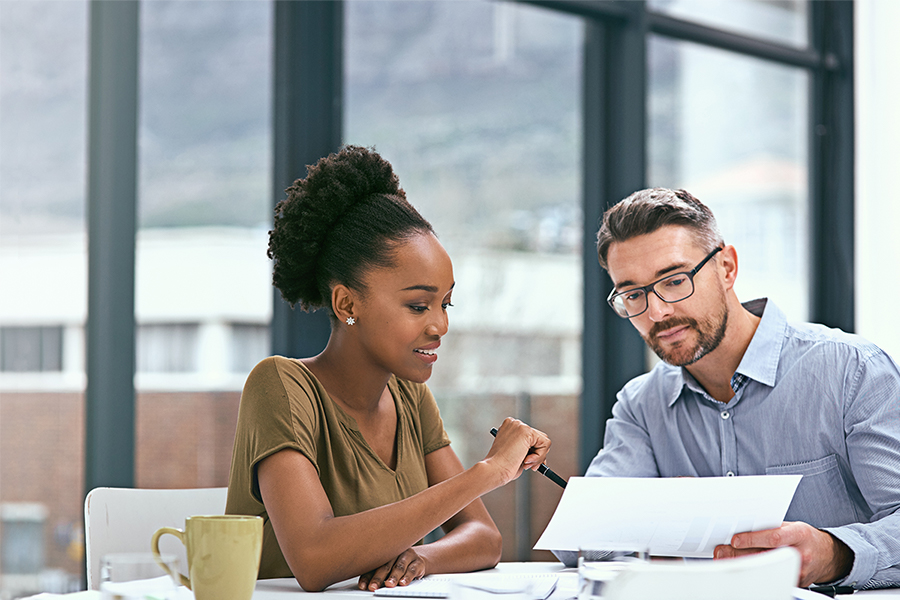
<box><xmin>607</xmin><ymin>247</ymin><xmax>723</xmax><ymax>319</ymax></box>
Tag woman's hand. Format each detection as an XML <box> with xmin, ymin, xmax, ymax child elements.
<box><xmin>358</xmin><ymin>548</ymin><xmax>427</xmax><ymax>591</ymax></box>
<box><xmin>481</xmin><ymin>417</ymin><xmax>552</xmax><ymax>486</ymax></box>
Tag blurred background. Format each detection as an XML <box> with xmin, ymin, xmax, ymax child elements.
<box><xmin>1</xmin><ymin>0</ymin><xmax>897</xmax><ymax>596</ymax></box>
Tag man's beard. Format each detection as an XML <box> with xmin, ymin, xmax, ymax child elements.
<box><xmin>645</xmin><ymin>301</ymin><xmax>729</xmax><ymax>367</ymax></box>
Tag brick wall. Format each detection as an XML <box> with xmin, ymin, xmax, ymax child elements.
<box><xmin>0</xmin><ymin>391</ymin><xmax>241</xmax><ymax>578</ymax></box>
<box><xmin>0</xmin><ymin>388</ymin><xmax>579</xmax><ymax>578</ymax></box>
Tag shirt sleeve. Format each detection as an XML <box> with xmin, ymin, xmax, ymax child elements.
<box><xmin>584</xmin><ymin>377</ymin><xmax>661</xmax><ymax>478</ymax></box>
<box><xmin>234</xmin><ymin>357</ymin><xmax>320</xmax><ymax>503</ymax></box>
<box><xmin>822</xmin><ymin>348</ymin><xmax>900</xmax><ymax>589</ymax></box>
<box><xmin>413</xmin><ymin>382</ymin><xmax>451</xmax><ymax>455</ymax></box>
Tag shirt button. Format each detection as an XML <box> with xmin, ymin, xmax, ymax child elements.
<box><xmin>726</xmin><ymin>471</ymin><xmax>735</xmax><ymax>477</ymax></box>
<box><xmin>721</xmin><ymin>411</ymin><xmax>730</xmax><ymax>419</ymax></box>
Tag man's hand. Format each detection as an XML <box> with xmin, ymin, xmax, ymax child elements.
<box><xmin>713</xmin><ymin>521</ymin><xmax>854</xmax><ymax>587</ymax></box>
<box><xmin>358</xmin><ymin>548</ymin><xmax>427</xmax><ymax>591</ymax></box>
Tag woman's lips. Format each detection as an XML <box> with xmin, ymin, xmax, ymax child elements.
<box><xmin>414</xmin><ymin>343</ymin><xmax>439</xmax><ymax>364</ymax></box>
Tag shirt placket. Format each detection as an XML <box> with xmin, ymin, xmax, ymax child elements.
<box><xmin>718</xmin><ymin>373</ymin><xmax>747</xmax><ymax>477</ymax></box>
<box><xmin>718</xmin><ymin>402</ymin><xmax>737</xmax><ymax>477</ymax></box>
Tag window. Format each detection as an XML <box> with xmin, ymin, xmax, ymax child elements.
<box><xmin>345</xmin><ymin>0</ymin><xmax>583</xmax><ymax>559</ymax></box>
<box><xmin>136</xmin><ymin>323</ymin><xmax>199</xmax><ymax>373</ymax></box>
<box><xmin>647</xmin><ymin>37</ymin><xmax>810</xmax><ymax>321</ymax></box>
<box><xmin>648</xmin><ymin>0</ymin><xmax>808</xmax><ymax>48</ymax></box>
<box><xmin>0</xmin><ymin>327</ymin><xmax>63</xmax><ymax>373</ymax></box>
<box><xmin>0</xmin><ymin>0</ymin><xmax>88</xmax><ymax>592</ymax></box>
<box><xmin>230</xmin><ymin>323</ymin><xmax>269</xmax><ymax>374</ymax></box>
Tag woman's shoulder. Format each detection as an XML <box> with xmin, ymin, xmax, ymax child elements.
<box><xmin>243</xmin><ymin>356</ymin><xmax>324</xmax><ymax>406</ymax></box>
<box><xmin>247</xmin><ymin>355</ymin><xmax>314</xmax><ymax>382</ymax></box>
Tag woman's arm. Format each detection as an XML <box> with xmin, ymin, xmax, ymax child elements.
<box><xmin>259</xmin><ymin>417</ymin><xmax>548</xmax><ymax>591</ymax></box>
<box><xmin>358</xmin><ymin>445</ymin><xmax>503</xmax><ymax>590</ymax></box>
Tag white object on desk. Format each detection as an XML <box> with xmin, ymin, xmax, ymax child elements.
<box><xmin>601</xmin><ymin>547</ymin><xmax>800</xmax><ymax>600</ymax></box>
<box><xmin>373</xmin><ymin>573</ymin><xmax>558</xmax><ymax>598</ymax></box>
<box><xmin>534</xmin><ymin>476</ymin><xmax>801</xmax><ymax>557</ymax></box>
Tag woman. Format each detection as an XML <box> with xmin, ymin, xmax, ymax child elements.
<box><xmin>226</xmin><ymin>146</ymin><xmax>552</xmax><ymax>592</ymax></box>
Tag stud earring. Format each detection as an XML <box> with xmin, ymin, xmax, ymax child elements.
<box><xmin>346</xmin><ymin>317</ymin><xmax>356</xmax><ymax>325</ymax></box>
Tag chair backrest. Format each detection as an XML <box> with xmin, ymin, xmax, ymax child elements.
<box><xmin>84</xmin><ymin>487</ymin><xmax>228</xmax><ymax>590</ymax></box>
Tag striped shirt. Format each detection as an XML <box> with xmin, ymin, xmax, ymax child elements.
<box><xmin>584</xmin><ymin>298</ymin><xmax>900</xmax><ymax>589</ymax></box>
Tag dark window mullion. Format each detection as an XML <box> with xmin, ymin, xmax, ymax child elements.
<box><xmin>808</xmin><ymin>0</ymin><xmax>854</xmax><ymax>332</ymax></box>
<box><xmin>646</xmin><ymin>12</ymin><xmax>822</xmax><ymax>70</ymax></box>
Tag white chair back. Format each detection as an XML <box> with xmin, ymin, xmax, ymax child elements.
<box><xmin>83</xmin><ymin>486</ymin><xmax>228</xmax><ymax>590</ymax></box>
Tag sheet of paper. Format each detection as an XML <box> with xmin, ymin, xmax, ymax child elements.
<box><xmin>534</xmin><ymin>475</ymin><xmax>801</xmax><ymax>557</ymax></box>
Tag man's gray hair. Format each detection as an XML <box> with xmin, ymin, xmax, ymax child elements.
<box><xmin>596</xmin><ymin>188</ymin><xmax>724</xmax><ymax>270</ymax></box>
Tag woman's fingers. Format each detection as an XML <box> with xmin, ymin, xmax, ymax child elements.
<box><xmin>485</xmin><ymin>417</ymin><xmax>552</xmax><ymax>483</ymax></box>
<box><xmin>358</xmin><ymin>549</ymin><xmax>426</xmax><ymax>591</ymax></box>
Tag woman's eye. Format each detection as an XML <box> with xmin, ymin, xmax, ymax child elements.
<box><xmin>409</xmin><ymin>305</ymin><xmax>427</xmax><ymax>313</ymax></box>
<box><xmin>442</xmin><ymin>302</ymin><xmax>454</xmax><ymax>310</ymax></box>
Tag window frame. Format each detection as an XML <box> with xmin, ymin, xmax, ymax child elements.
<box><xmin>82</xmin><ymin>0</ymin><xmax>853</xmax><ymax>495</ymax></box>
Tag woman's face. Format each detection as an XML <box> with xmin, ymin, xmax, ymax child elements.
<box><xmin>353</xmin><ymin>232</ymin><xmax>455</xmax><ymax>383</ymax></box>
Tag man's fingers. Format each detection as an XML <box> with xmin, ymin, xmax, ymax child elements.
<box><xmin>713</xmin><ymin>544</ymin><xmax>766</xmax><ymax>560</ymax></box>
<box><xmin>731</xmin><ymin>525</ymin><xmax>792</xmax><ymax>550</ymax></box>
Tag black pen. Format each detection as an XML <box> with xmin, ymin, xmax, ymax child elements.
<box><xmin>490</xmin><ymin>427</ymin><xmax>567</xmax><ymax>489</ymax></box>
<box><xmin>808</xmin><ymin>585</ymin><xmax>856</xmax><ymax>597</ymax></box>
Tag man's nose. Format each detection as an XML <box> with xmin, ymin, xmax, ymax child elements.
<box><xmin>646</xmin><ymin>291</ymin><xmax>674</xmax><ymax>322</ymax></box>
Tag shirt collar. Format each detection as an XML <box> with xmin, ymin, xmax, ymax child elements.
<box><xmin>669</xmin><ymin>298</ymin><xmax>786</xmax><ymax>406</ymax></box>
<box><xmin>734</xmin><ymin>298</ymin><xmax>785</xmax><ymax>388</ymax></box>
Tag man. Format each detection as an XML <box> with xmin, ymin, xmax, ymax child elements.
<box><xmin>578</xmin><ymin>188</ymin><xmax>900</xmax><ymax>589</ymax></box>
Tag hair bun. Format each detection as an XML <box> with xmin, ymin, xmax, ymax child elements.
<box><xmin>268</xmin><ymin>146</ymin><xmax>412</xmax><ymax>309</ymax></box>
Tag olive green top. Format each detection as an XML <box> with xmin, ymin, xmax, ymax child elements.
<box><xmin>225</xmin><ymin>356</ymin><xmax>451</xmax><ymax>579</ymax></box>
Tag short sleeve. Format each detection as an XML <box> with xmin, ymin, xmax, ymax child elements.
<box><xmin>400</xmin><ymin>379</ymin><xmax>450</xmax><ymax>455</ymax></box>
<box><xmin>228</xmin><ymin>357</ymin><xmax>321</xmax><ymax>506</ymax></box>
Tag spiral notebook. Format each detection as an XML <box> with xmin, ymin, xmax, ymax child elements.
<box><xmin>373</xmin><ymin>573</ymin><xmax>558</xmax><ymax>598</ymax></box>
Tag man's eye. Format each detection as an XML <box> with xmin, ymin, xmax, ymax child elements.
<box><xmin>624</xmin><ymin>291</ymin><xmax>644</xmax><ymax>302</ymax></box>
<box><xmin>665</xmin><ymin>276</ymin><xmax>688</xmax><ymax>288</ymax></box>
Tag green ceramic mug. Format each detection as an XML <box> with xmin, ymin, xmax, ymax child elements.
<box><xmin>151</xmin><ymin>515</ymin><xmax>262</xmax><ymax>600</ymax></box>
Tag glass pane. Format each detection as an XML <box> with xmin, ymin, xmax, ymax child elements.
<box><xmin>648</xmin><ymin>37</ymin><xmax>810</xmax><ymax>323</ymax></box>
<box><xmin>648</xmin><ymin>0</ymin><xmax>808</xmax><ymax>48</ymax></box>
<box><xmin>134</xmin><ymin>0</ymin><xmax>272</xmax><ymax>489</ymax></box>
<box><xmin>345</xmin><ymin>0</ymin><xmax>583</xmax><ymax>560</ymax></box>
<box><xmin>0</xmin><ymin>0</ymin><xmax>88</xmax><ymax>595</ymax></box>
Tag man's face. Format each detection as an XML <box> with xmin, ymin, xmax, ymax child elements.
<box><xmin>606</xmin><ymin>225</ymin><xmax>728</xmax><ymax>366</ymax></box>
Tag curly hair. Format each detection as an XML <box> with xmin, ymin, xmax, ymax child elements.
<box><xmin>596</xmin><ymin>188</ymin><xmax>724</xmax><ymax>270</ymax></box>
<box><xmin>268</xmin><ymin>145</ymin><xmax>434</xmax><ymax>315</ymax></box>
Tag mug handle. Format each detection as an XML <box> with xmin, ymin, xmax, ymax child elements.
<box><xmin>151</xmin><ymin>526</ymin><xmax>191</xmax><ymax>589</ymax></box>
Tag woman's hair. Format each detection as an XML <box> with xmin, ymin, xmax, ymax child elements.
<box><xmin>596</xmin><ymin>188</ymin><xmax>724</xmax><ymax>270</ymax></box>
<box><xmin>268</xmin><ymin>145</ymin><xmax>434</xmax><ymax>316</ymax></box>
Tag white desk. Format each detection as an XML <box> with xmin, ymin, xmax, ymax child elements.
<box><xmin>22</xmin><ymin>562</ymin><xmax>900</xmax><ymax>599</ymax></box>
<box><xmin>253</xmin><ymin>562</ymin><xmax>569</xmax><ymax>599</ymax></box>
<box><xmin>253</xmin><ymin>563</ymin><xmax>900</xmax><ymax>600</ymax></box>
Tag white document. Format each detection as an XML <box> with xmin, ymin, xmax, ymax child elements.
<box><xmin>534</xmin><ymin>475</ymin><xmax>802</xmax><ymax>557</ymax></box>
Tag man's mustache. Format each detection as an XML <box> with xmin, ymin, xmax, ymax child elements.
<box><xmin>648</xmin><ymin>316</ymin><xmax>696</xmax><ymax>339</ymax></box>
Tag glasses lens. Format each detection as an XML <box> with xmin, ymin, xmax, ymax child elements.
<box><xmin>611</xmin><ymin>289</ymin><xmax>647</xmax><ymax>318</ymax></box>
<box><xmin>653</xmin><ymin>273</ymin><xmax>694</xmax><ymax>302</ymax></box>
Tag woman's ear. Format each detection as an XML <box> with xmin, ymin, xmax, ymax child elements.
<box><xmin>331</xmin><ymin>284</ymin><xmax>357</xmax><ymax>325</ymax></box>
